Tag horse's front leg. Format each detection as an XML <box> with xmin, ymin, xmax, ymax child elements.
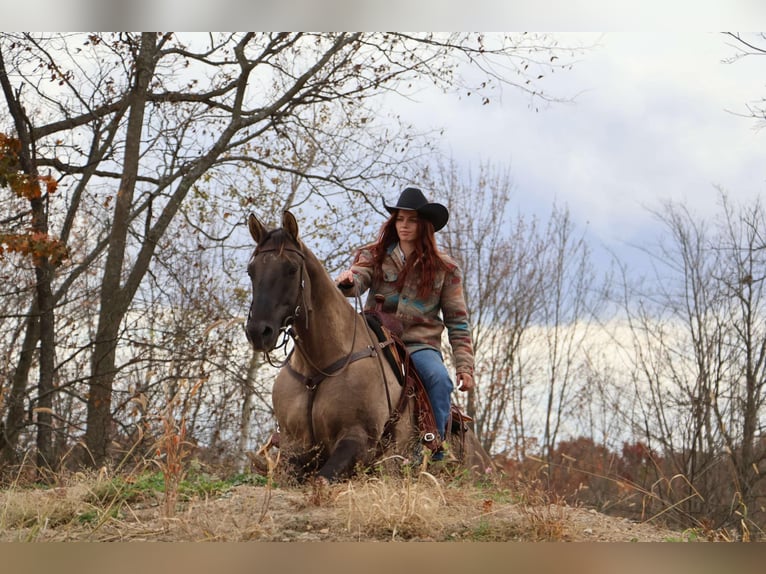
<box><xmin>317</xmin><ymin>429</ymin><xmax>371</xmax><ymax>482</ymax></box>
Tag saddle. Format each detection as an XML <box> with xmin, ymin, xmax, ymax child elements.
<box><xmin>364</xmin><ymin>296</ymin><xmax>443</xmax><ymax>454</ymax></box>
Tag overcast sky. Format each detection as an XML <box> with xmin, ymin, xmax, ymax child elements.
<box><xmin>393</xmin><ymin>32</ymin><xmax>766</xmax><ymax>275</ymax></box>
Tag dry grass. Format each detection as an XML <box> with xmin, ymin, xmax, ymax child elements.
<box><xmin>152</xmin><ymin>386</ymin><xmax>198</xmax><ymax>518</ymax></box>
<box><xmin>0</xmin><ymin>470</ymin><xmax>120</xmax><ymax>541</ymax></box>
<box><xmin>1</xmin><ymin>482</ymin><xmax>88</xmax><ymax>533</ymax></box>
<box><xmin>337</xmin><ymin>472</ymin><xmax>448</xmax><ymax>540</ymax></box>
<box><xmin>512</xmin><ymin>480</ymin><xmax>572</xmax><ymax>541</ymax></box>
<box><xmin>0</xmin><ymin>458</ymin><xmax>697</xmax><ymax>542</ymax></box>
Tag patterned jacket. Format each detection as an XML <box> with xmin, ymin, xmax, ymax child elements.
<box><xmin>340</xmin><ymin>243</ymin><xmax>474</xmax><ymax>375</ymax></box>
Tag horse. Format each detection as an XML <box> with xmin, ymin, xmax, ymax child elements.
<box><xmin>245</xmin><ymin>210</ymin><xmax>494</xmax><ymax>483</ymax></box>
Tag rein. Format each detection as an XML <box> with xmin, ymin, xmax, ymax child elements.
<box><xmin>254</xmin><ymin>240</ymin><xmax>373</xmax><ymax>384</ymax></box>
<box><xmin>289</xmin><ymin>292</ymin><xmax>364</xmax><ymax>384</ymax></box>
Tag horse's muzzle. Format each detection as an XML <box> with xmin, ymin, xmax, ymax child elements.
<box><xmin>246</xmin><ymin>319</ymin><xmax>278</xmax><ymax>351</ymax></box>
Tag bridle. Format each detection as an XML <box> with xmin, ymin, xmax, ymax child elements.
<box><xmin>247</xmin><ymin>243</ymin><xmax>311</xmax><ymax>367</ymax></box>
<box><xmin>248</xmin><ymin>241</ymin><xmax>377</xmax><ymax>384</ymax></box>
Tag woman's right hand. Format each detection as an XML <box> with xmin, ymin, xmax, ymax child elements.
<box><xmin>336</xmin><ymin>269</ymin><xmax>354</xmax><ymax>288</ymax></box>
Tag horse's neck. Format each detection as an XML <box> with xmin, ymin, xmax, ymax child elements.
<box><xmin>293</xmin><ymin>249</ymin><xmax>362</xmax><ymax>362</ymax></box>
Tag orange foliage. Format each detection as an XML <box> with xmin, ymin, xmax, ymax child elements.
<box><xmin>0</xmin><ymin>133</ymin><xmax>66</xmax><ymax>264</ymax></box>
<box><xmin>1</xmin><ymin>134</ymin><xmax>58</xmax><ymax>199</ymax></box>
<box><xmin>40</xmin><ymin>174</ymin><xmax>58</xmax><ymax>195</ymax></box>
<box><xmin>0</xmin><ymin>231</ymin><xmax>69</xmax><ymax>265</ymax></box>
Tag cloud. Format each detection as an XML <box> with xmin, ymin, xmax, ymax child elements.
<box><xmin>398</xmin><ymin>32</ymin><xmax>766</xmax><ymax>259</ymax></box>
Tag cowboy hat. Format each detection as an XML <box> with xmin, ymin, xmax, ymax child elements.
<box><xmin>383</xmin><ymin>187</ymin><xmax>449</xmax><ymax>232</ymax></box>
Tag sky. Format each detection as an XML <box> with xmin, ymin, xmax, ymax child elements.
<box><xmin>392</xmin><ymin>32</ymin><xmax>766</xmax><ymax>276</ymax></box>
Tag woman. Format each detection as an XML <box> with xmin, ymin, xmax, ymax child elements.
<box><xmin>336</xmin><ymin>187</ymin><xmax>475</xmax><ymax>459</ymax></box>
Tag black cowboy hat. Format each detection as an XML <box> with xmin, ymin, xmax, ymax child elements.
<box><xmin>383</xmin><ymin>187</ymin><xmax>449</xmax><ymax>232</ymax></box>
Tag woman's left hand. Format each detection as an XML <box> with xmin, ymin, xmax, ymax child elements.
<box><xmin>456</xmin><ymin>373</ymin><xmax>474</xmax><ymax>392</ymax></box>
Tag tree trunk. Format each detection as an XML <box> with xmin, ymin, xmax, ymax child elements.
<box><xmin>84</xmin><ymin>33</ymin><xmax>158</xmax><ymax>467</ymax></box>
<box><xmin>32</xmin><ymin>206</ymin><xmax>56</xmax><ymax>474</ymax></box>
<box><xmin>238</xmin><ymin>349</ymin><xmax>261</xmax><ymax>472</ymax></box>
<box><xmin>0</xmin><ymin>301</ymin><xmax>39</xmax><ymax>464</ymax></box>
<box><xmin>0</xmin><ymin>48</ymin><xmax>57</xmax><ymax>475</ymax></box>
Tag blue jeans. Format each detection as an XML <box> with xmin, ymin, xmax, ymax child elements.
<box><xmin>410</xmin><ymin>348</ymin><xmax>453</xmax><ymax>442</ymax></box>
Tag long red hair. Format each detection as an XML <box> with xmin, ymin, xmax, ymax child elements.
<box><xmin>366</xmin><ymin>211</ymin><xmax>448</xmax><ymax>299</ymax></box>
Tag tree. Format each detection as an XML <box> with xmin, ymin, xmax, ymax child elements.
<box><xmin>433</xmin><ymin>159</ymin><xmax>603</xmax><ymax>462</ymax></box>
<box><xmin>0</xmin><ymin>32</ymin><xmax>579</xmax><ymax>468</ymax></box>
<box><xmin>0</xmin><ymin>126</ymin><xmax>64</xmax><ymax>473</ymax></box>
<box><xmin>723</xmin><ymin>32</ymin><xmax>766</xmax><ymax>129</ymax></box>
<box><xmin>536</xmin><ymin>206</ymin><xmax>601</xmax><ymax>461</ymax></box>
<box><xmin>434</xmin><ymin>159</ymin><xmax>539</xmax><ymax>455</ymax></box>
<box><xmin>622</xmin><ymin>192</ymin><xmax>766</xmax><ymax>532</ymax></box>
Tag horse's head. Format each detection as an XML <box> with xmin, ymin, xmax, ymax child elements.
<box><xmin>245</xmin><ymin>211</ymin><xmax>308</xmax><ymax>351</ymax></box>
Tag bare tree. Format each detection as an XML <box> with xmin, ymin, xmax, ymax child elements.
<box><xmin>537</xmin><ymin>206</ymin><xmax>601</xmax><ymax>461</ymax></box>
<box><xmin>435</xmin><ymin>159</ymin><xmax>538</xmax><ymax>455</ymax></box>
<box><xmin>723</xmin><ymin>32</ymin><xmax>766</xmax><ymax>129</ymax></box>
<box><xmin>713</xmin><ymin>193</ymin><xmax>766</xmax><ymax>524</ymax></box>
<box><xmin>433</xmin><ymin>159</ymin><xmax>603</xmax><ymax>463</ymax></box>
<box><xmin>623</xmin><ymin>192</ymin><xmax>766</xmax><ymax>532</ymax></box>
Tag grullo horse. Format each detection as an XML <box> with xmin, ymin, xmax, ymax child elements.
<box><xmin>245</xmin><ymin>211</ymin><xmax>493</xmax><ymax>482</ymax></box>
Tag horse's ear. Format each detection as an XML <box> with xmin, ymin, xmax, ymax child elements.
<box><xmin>282</xmin><ymin>210</ymin><xmax>299</xmax><ymax>241</ymax></box>
<box><xmin>248</xmin><ymin>213</ymin><xmax>267</xmax><ymax>244</ymax></box>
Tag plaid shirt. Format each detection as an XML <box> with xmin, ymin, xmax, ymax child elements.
<box><xmin>340</xmin><ymin>243</ymin><xmax>474</xmax><ymax>375</ymax></box>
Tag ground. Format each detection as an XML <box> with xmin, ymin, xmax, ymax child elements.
<box><xmin>0</xmin><ymin>468</ymin><xmax>698</xmax><ymax>542</ymax></box>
